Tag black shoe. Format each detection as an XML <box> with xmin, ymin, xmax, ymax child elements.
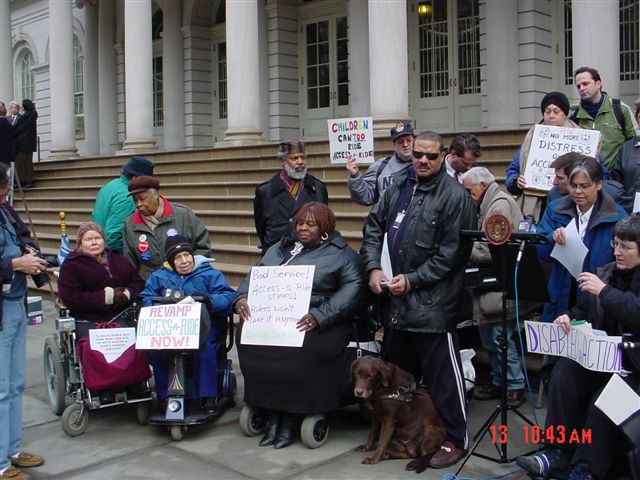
<box><xmin>273</xmin><ymin>413</ymin><xmax>299</xmax><ymax>449</ymax></box>
<box><xmin>474</xmin><ymin>383</ymin><xmax>500</xmax><ymax>400</ymax></box>
<box><xmin>568</xmin><ymin>464</ymin><xmax>594</xmax><ymax>480</ymax></box>
<box><xmin>258</xmin><ymin>411</ymin><xmax>282</xmax><ymax>447</ymax></box>
<box><xmin>21</xmin><ymin>181</ymin><xmax>34</xmax><ymax>189</ymax></box>
<box><xmin>507</xmin><ymin>389</ymin><xmax>526</xmax><ymax>408</ymax></box>
<box><xmin>203</xmin><ymin>397</ymin><xmax>217</xmax><ymax>414</ymax></box>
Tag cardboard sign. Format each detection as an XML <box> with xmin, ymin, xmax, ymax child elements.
<box><xmin>328</xmin><ymin>117</ymin><xmax>374</xmax><ymax>164</ymax></box>
<box><xmin>136</xmin><ymin>303</ymin><xmax>201</xmax><ymax>350</ymax></box>
<box><xmin>241</xmin><ymin>265</ymin><xmax>315</xmax><ymax>347</ymax></box>
<box><xmin>523</xmin><ymin>125</ymin><xmax>601</xmax><ymax>192</ymax></box>
<box><xmin>525</xmin><ymin>321</ymin><xmax>622</xmax><ymax>373</ymax></box>
<box><xmin>89</xmin><ymin>327</ymin><xmax>136</xmax><ymax>363</ymax></box>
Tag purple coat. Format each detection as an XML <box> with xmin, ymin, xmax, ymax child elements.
<box><xmin>58</xmin><ymin>248</ymin><xmax>145</xmax><ymax>323</ymax></box>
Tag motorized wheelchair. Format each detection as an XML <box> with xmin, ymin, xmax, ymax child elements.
<box><xmin>43</xmin><ymin>302</ymin><xmax>155</xmax><ymax>437</ymax></box>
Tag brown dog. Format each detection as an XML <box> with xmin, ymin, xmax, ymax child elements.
<box><xmin>352</xmin><ymin>356</ymin><xmax>446</xmax><ymax>473</ymax></box>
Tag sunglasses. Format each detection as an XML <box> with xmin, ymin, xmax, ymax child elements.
<box><xmin>413</xmin><ymin>150</ymin><xmax>441</xmax><ymax>161</ymax></box>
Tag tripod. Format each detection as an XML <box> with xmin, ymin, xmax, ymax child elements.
<box><xmin>457</xmin><ymin>231</ymin><xmax>549</xmax><ymax>472</ymax></box>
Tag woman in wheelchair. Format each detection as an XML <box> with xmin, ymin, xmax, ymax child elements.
<box><xmin>140</xmin><ymin>234</ymin><xmax>234</xmax><ymax>413</ymax></box>
<box><xmin>58</xmin><ymin>222</ymin><xmax>145</xmax><ymax>338</ymax></box>
<box><xmin>234</xmin><ymin>202</ymin><xmax>367</xmax><ymax>449</ymax></box>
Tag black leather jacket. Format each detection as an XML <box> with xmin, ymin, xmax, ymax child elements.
<box><xmin>361</xmin><ymin>166</ymin><xmax>476</xmax><ymax>333</ymax></box>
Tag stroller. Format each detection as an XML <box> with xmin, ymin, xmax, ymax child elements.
<box><xmin>43</xmin><ymin>303</ymin><xmax>155</xmax><ymax>437</ymax></box>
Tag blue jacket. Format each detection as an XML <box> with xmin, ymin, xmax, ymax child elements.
<box><xmin>536</xmin><ymin>192</ymin><xmax>628</xmax><ymax>322</ymax></box>
<box><xmin>140</xmin><ymin>256</ymin><xmax>234</xmax><ymax>319</ymax></box>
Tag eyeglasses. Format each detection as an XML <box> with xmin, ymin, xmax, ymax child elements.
<box><xmin>610</xmin><ymin>240</ymin><xmax>636</xmax><ymax>253</ymax></box>
<box><xmin>568</xmin><ymin>182</ymin><xmax>595</xmax><ymax>191</ymax></box>
<box><xmin>413</xmin><ymin>150</ymin><xmax>441</xmax><ymax>161</ymax></box>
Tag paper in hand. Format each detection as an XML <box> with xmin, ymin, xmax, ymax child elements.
<box><xmin>550</xmin><ymin>219</ymin><xmax>588</xmax><ymax>279</ymax></box>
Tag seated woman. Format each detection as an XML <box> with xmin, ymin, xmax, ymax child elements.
<box><xmin>234</xmin><ymin>202</ymin><xmax>367</xmax><ymax>449</ymax></box>
<box><xmin>517</xmin><ymin>216</ymin><xmax>640</xmax><ymax>480</ymax></box>
<box><xmin>537</xmin><ymin>155</ymin><xmax>628</xmax><ymax>322</ymax></box>
<box><xmin>58</xmin><ymin>222</ymin><xmax>145</xmax><ymax>338</ymax></box>
<box><xmin>140</xmin><ymin>235</ymin><xmax>234</xmax><ymax>413</ymax></box>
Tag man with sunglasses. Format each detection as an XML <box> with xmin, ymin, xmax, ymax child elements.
<box><xmin>361</xmin><ymin>130</ymin><xmax>476</xmax><ymax>469</ymax></box>
<box><xmin>346</xmin><ymin>121</ymin><xmax>414</xmax><ymax>206</ymax></box>
<box><xmin>444</xmin><ymin>133</ymin><xmax>482</xmax><ymax>183</ymax></box>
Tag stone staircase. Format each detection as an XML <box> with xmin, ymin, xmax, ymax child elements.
<box><xmin>19</xmin><ymin>128</ymin><xmax>527</xmax><ymax>295</ymax></box>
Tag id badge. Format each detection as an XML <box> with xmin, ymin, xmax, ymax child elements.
<box><xmin>392</xmin><ymin>211</ymin><xmax>405</xmax><ymax>229</ymax></box>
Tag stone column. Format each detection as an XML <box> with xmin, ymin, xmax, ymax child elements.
<box><xmin>348</xmin><ymin>0</ymin><xmax>369</xmax><ymax>117</ymax></box>
<box><xmin>49</xmin><ymin>0</ymin><xmax>78</xmax><ymax>158</ymax></box>
<box><xmin>121</xmin><ymin>0</ymin><xmax>156</xmax><ymax>152</ymax></box>
<box><xmin>572</xmin><ymin>0</ymin><xmax>619</xmax><ymax>97</ymax></box>
<box><xmin>98</xmin><ymin>0</ymin><xmax>117</xmax><ymax>153</ymax></box>
<box><xmin>83</xmin><ymin>0</ymin><xmax>99</xmax><ymax>155</ymax></box>
<box><xmin>224</xmin><ymin>0</ymin><xmax>263</xmax><ymax>144</ymax></box>
<box><xmin>0</xmin><ymin>0</ymin><xmax>13</xmax><ymax>102</ymax></box>
<box><xmin>368</xmin><ymin>0</ymin><xmax>409</xmax><ymax>135</ymax></box>
<box><xmin>484</xmin><ymin>0</ymin><xmax>519</xmax><ymax>128</ymax></box>
<box><xmin>162</xmin><ymin>0</ymin><xmax>185</xmax><ymax>150</ymax></box>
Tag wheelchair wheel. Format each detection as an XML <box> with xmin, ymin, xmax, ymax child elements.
<box><xmin>61</xmin><ymin>403</ymin><xmax>89</xmax><ymax>437</ymax></box>
<box><xmin>300</xmin><ymin>414</ymin><xmax>329</xmax><ymax>449</ymax></box>
<box><xmin>227</xmin><ymin>373</ymin><xmax>237</xmax><ymax>406</ymax></box>
<box><xmin>239</xmin><ymin>405</ymin><xmax>265</xmax><ymax>437</ymax></box>
<box><xmin>136</xmin><ymin>402</ymin><xmax>151</xmax><ymax>425</ymax></box>
<box><xmin>43</xmin><ymin>337</ymin><xmax>66</xmax><ymax>416</ymax></box>
<box><xmin>170</xmin><ymin>425</ymin><xmax>185</xmax><ymax>441</ymax></box>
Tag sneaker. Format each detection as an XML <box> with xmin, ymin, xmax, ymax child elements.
<box><xmin>10</xmin><ymin>452</ymin><xmax>44</xmax><ymax>468</ymax></box>
<box><xmin>428</xmin><ymin>441</ymin><xmax>468</xmax><ymax>469</ymax></box>
<box><xmin>516</xmin><ymin>447</ymin><xmax>567</xmax><ymax>478</ymax></box>
<box><xmin>474</xmin><ymin>383</ymin><xmax>500</xmax><ymax>400</ymax></box>
<box><xmin>0</xmin><ymin>466</ymin><xmax>30</xmax><ymax>480</ymax></box>
<box><xmin>507</xmin><ymin>389</ymin><xmax>526</xmax><ymax>408</ymax></box>
<box><xmin>568</xmin><ymin>464</ymin><xmax>593</xmax><ymax>480</ymax></box>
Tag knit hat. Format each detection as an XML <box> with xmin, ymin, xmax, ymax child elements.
<box><xmin>278</xmin><ymin>139</ymin><xmax>305</xmax><ymax>156</ymax></box>
<box><xmin>76</xmin><ymin>221</ymin><xmax>106</xmax><ymax>247</ymax></box>
<box><xmin>123</xmin><ymin>156</ymin><xmax>154</xmax><ymax>177</ymax></box>
<box><xmin>540</xmin><ymin>91</ymin><xmax>570</xmax><ymax>116</ymax></box>
<box><xmin>127</xmin><ymin>175</ymin><xmax>160</xmax><ymax>196</ymax></box>
<box><xmin>165</xmin><ymin>234</ymin><xmax>193</xmax><ymax>269</ymax></box>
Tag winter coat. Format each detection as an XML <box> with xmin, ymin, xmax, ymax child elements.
<box><xmin>536</xmin><ymin>191</ymin><xmax>628</xmax><ymax>322</ymax></box>
<box><xmin>361</xmin><ymin>166</ymin><xmax>476</xmax><ymax>333</ymax></box>
<box><xmin>253</xmin><ymin>173</ymin><xmax>328</xmax><ymax>253</ymax></box>
<box><xmin>0</xmin><ymin>117</ymin><xmax>14</xmax><ymax>164</ymax></box>
<box><xmin>58</xmin><ymin>248</ymin><xmax>145</xmax><ymax>323</ymax></box>
<box><xmin>234</xmin><ymin>231</ymin><xmax>367</xmax><ymax>330</ymax></box>
<box><xmin>140</xmin><ymin>256</ymin><xmax>234</xmax><ymax>319</ymax></box>
<box><xmin>567</xmin><ymin>262</ymin><xmax>640</xmax><ymax>373</ymax></box>
<box><xmin>122</xmin><ymin>197</ymin><xmax>211</xmax><ymax>279</ymax></box>
<box><xmin>12</xmin><ymin>109</ymin><xmax>38</xmax><ymax>153</ymax></box>
<box><xmin>91</xmin><ymin>174</ymin><xmax>135</xmax><ymax>252</ymax></box>
<box><xmin>611</xmin><ymin>136</ymin><xmax>640</xmax><ymax>213</ymax></box>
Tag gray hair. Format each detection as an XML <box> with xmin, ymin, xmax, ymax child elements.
<box><xmin>8</xmin><ymin>101</ymin><xmax>20</xmax><ymax>110</ymax></box>
<box><xmin>460</xmin><ymin>166</ymin><xmax>495</xmax><ymax>186</ymax></box>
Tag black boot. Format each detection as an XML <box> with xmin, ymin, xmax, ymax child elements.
<box><xmin>273</xmin><ymin>413</ymin><xmax>299</xmax><ymax>449</ymax></box>
<box><xmin>258</xmin><ymin>411</ymin><xmax>282</xmax><ymax>447</ymax></box>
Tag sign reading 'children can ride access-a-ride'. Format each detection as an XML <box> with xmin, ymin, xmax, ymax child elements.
<box><xmin>136</xmin><ymin>302</ymin><xmax>201</xmax><ymax>350</ymax></box>
<box><xmin>328</xmin><ymin>117</ymin><xmax>374</xmax><ymax>164</ymax></box>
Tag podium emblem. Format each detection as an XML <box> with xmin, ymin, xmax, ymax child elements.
<box><xmin>483</xmin><ymin>213</ymin><xmax>512</xmax><ymax>245</ymax></box>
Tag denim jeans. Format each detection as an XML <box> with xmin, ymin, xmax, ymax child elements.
<box><xmin>478</xmin><ymin>320</ymin><xmax>525</xmax><ymax>390</ymax></box>
<box><xmin>0</xmin><ymin>299</ymin><xmax>27</xmax><ymax>471</ymax></box>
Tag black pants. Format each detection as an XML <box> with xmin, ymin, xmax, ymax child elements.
<box><xmin>15</xmin><ymin>151</ymin><xmax>33</xmax><ymax>184</ymax></box>
<box><xmin>383</xmin><ymin>328</ymin><xmax>468</xmax><ymax>449</ymax></box>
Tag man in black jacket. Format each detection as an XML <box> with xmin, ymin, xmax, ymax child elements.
<box><xmin>361</xmin><ymin>130</ymin><xmax>476</xmax><ymax>469</ymax></box>
<box><xmin>253</xmin><ymin>140</ymin><xmax>328</xmax><ymax>254</ymax></box>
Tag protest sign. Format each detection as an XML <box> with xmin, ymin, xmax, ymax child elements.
<box><xmin>89</xmin><ymin>328</ymin><xmax>136</xmax><ymax>363</ymax></box>
<box><xmin>241</xmin><ymin>265</ymin><xmax>315</xmax><ymax>347</ymax></box>
<box><xmin>525</xmin><ymin>320</ymin><xmax>622</xmax><ymax>373</ymax></box>
<box><xmin>328</xmin><ymin>117</ymin><xmax>374</xmax><ymax>164</ymax></box>
<box><xmin>523</xmin><ymin>125</ymin><xmax>601</xmax><ymax>192</ymax></box>
<box><xmin>136</xmin><ymin>302</ymin><xmax>201</xmax><ymax>350</ymax></box>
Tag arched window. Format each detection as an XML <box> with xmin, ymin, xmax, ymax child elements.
<box><xmin>73</xmin><ymin>35</ymin><xmax>84</xmax><ymax>134</ymax></box>
<box><xmin>17</xmin><ymin>49</ymin><xmax>35</xmax><ymax>101</ymax></box>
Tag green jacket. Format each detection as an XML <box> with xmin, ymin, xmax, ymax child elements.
<box><xmin>573</xmin><ymin>92</ymin><xmax>638</xmax><ymax>169</ymax></box>
<box><xmin>91</xmin><ymin>174</ymin><xmax>134</xmax><ymax>252</ymax></box>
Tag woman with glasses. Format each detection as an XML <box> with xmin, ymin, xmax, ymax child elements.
<box><xmin>536</xmin><ymin>155</ymin><xmax>628</xmax><ymax>323</ymax></box>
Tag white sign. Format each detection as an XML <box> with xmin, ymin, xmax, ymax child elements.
<box><xmin>136</xmin><ymin>303</ymin><xmax>201</xmax><ymax>350</ymax></box>
<box><xmin>525</xmin><ymin>320</ymin><xmax>622</xmax><ymax>373</ymax></box>
<box><xmin>595</xmin><ymin>374</ymin><xmax>640</xmax><ymax>425</ymax></box>
<box><xmin>523</xmin><ymin>125</ymin><xmax>601</xmax><ymax>192</ymax></box>
<box><xmin>241</xmin><ymin>265</ymin><xmax>315</xmax><ymax>347</ymax></box>
<box><xmin>328</xmin><ymin>117</ymin><xmax>374</xmax><ymax>164</ymax></box>
<box><xmin>89</xmin><ymin>327</ymin><xmax>136</xmax><ymax>363</ymax></box>
<box><xmin>550</xmin><ymin>219</ymin><xmax>589</xmax><ymax>279</ymax></box>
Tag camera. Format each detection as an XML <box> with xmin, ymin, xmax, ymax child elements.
<box><xmin>29</xmin><ymin>250</ymin><xmax>50</xmax><ymax>288</ymax></box>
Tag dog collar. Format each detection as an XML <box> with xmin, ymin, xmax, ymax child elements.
<box><xmin>374</xmin><ymin>381</ymin><xmax>417</xmax><ymax>403</ymax></box>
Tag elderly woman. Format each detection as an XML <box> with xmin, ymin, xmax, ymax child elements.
<box><xmin>518</xmin><ymin>216</ymin><xmax>640</xmax><ymax>480</ymax></box>
<box><xmin>58</xmin><ymin>222</ymin><xmax>145</xmax><ymax>338</ymax></box>
<box><xmin>536</xmin><ymin>155</ymin><xmax>628</xmax><ymax>322</ymax></box>
<box><xmin>140</xmin><ymin>235</ymin><xmax>234</xmax><ymax>413</ymax></box>
<box><xmin>122</xmin><ymin>175</ymin><xmax>211</xmax><ymax>279</ymax></box>
<box><xmin>234</xmin><ymin>202</ymin><xmax>367</xmax><ymax>449</ymax></box>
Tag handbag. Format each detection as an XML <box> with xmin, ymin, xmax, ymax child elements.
<box><xmin>77</xmin><ymin>321</ymin><xmax>151</xmax><ymax>391</ymax></box>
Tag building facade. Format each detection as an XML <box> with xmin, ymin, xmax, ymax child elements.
<box><xmin>1</xmin><ymin>0</ymin><xmax>638</xmax><ymax>160</ymax></box>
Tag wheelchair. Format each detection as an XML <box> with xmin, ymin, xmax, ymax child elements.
<box><xmin>42</xmin><ymin>303</ymin><xmax>155</xmax><ymax>437</ymax></box>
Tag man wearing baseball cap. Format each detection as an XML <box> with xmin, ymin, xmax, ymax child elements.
<box><xmin>346</xmin><ymin>121</ymin><xmax>415</xmax><ymax>206</ymax></box>
<box><xmin>91</xmin><ymin>156</ymin><xmax>155</xmax><ymax>252</ymax></box>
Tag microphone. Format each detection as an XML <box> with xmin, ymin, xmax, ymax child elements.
<box><xmin>516</xmin><ymin>239</ymin><xmax>526</xmax><ymax>264</ymax></box>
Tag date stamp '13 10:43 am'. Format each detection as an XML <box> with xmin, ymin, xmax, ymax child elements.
<box><xmin>490</xmin><ymin>425</ymin><xmax>593</xmax><ymax>445</ymax></box>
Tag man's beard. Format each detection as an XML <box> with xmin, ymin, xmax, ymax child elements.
<box><xmin>284</xmin><ymin>163</ymin><xmax>307</xmax><ymax>180</ymax></box>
